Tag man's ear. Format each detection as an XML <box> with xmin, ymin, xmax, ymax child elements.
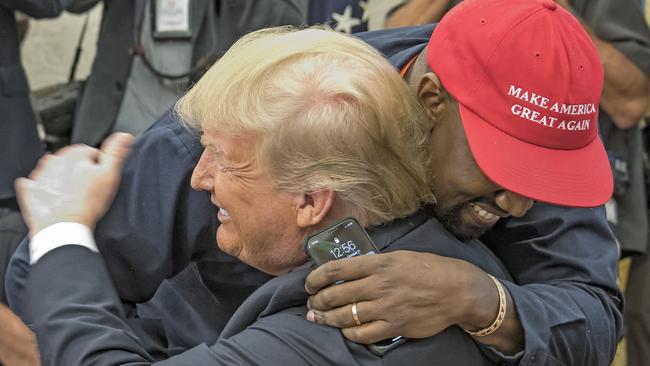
<box><xmin>296</xmin><ymin>190</ymin><xmax>336</xmax><ymax>229</ymax></box>
<box><xmin>417</xmin><ymin>72</ymin><xmax>446</xmax><ymax>127</ymax></box>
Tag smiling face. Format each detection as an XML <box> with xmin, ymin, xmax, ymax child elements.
<box><xmin>407</xmin><ymin>63</ymin><xmax>535</xmax><ymax>240</ymax></box>
<box><xmin>428</xmin><ymin>92</ymin><xmax>534</xmax><ymax>240</ymax></box>
<box><xmin>190</xmin><ymin>129</ymin><xmax>309</xmax><ymax>275</ymax></box>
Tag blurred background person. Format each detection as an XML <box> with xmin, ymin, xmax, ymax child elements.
<box><xmin>67</xmin><ymin>0</ymin><xmax>308</xmax><ymax>147</ymax></box>
<box><xmin>550</xmin><ymin>2</ymin><xmax>650</xmax><ymax>366</ymax></box>
<box><xmin>626</xmin><ymin>2</ymin><xmax>650</xmax><ymax>365</ymax></box>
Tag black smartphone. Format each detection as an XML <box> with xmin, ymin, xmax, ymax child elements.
<box><xmin>304</xmin><ymin>218</ymin><xmax>407</xmax><ymax>356</ymax></box>
<box><xmin>304</xmin><ymin>217</ymin><xmax>379</xmax><ymax>265</ymax></box>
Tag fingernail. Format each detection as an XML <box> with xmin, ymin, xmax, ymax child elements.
<box><xmin>306</xmin><ymin>310</ymin><xmax>315</xmax><ymax>322</ymax></box>
<box><xmin>306</xmin><ymin>298</ymin><xmax>311</xmax><ymax>310</ymax></box>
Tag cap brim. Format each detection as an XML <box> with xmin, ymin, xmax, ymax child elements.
<box><xmin>458</xmin><ymin>104</ymin><xmax>613</xmax><ymax>207</ymax></box>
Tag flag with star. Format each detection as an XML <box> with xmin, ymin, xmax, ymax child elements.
<box><xmin>308</xmin><ymin>0</ymin><xmax>388</xmax><ymax>33</ymax></box>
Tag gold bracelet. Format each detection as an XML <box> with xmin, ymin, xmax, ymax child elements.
<box><xmin>463</xmin><ymin>274</ymin><xmax>506</xmax><ymax>337</ymax></box>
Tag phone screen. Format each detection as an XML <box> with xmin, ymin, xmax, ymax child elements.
<box><xmin>304</xmin><ymin>218</ymin><xmax>378</xmax><ymax>266</ymax></box>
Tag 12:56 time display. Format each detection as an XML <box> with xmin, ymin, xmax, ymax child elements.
<box><xmin>329</xmin><ymin>240</ymin><xmax>358</xmax><ymax>258</ymax></box>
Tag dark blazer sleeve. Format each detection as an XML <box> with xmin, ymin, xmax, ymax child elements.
<box><xmin>28</xmin><ymin>245</ymin><xmax>159</xmax><ymax>365</ymax></box>
<box><xmin>482</xmin><ymin>204</ymin><xmax>623</xmax><ymax>366</ymax></box>
<box><xmin>93</xmin><ymin>112</ymin><xmax>216</xmax><ymax>304</ymax></box>
<box><xmin>28</xmin><ymin>246</ymin><xmax>339</xmax><ymax>366</ymax></box>
<box><xmin>4</xmin><ymin>113</ymin><xmax>214</xmax><ymax>313</ymax></box>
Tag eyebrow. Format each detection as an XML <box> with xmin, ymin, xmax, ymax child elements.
<box><xmin>199</xmin><ymin>134</ymin><xmax>209</xmax><ymax>146</ymax></box>
<box><xmin>200</xmin><ymin>135</ymin><xmax>215</xmax><ymax>151</ymax></box>
<box><xmin>200</xmin><ymin>136</ymin><xmax>228</xmax><ymax>161</ymax></box>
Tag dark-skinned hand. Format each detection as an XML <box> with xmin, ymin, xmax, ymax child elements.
<box><xmin>304</xmin><ymin>250</ymin><xmax>499</xmax><ymax>344</ymax></box>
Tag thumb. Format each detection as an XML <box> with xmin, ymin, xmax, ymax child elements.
<box><xmin>14</xmin><ymin>178</ymin><xmax>34</xmax><ymax>227</ymax></box>
<box><xmin>98</xmin><ymin>132</ymin><xmax>134</xmax><ymax>170</ymax></box>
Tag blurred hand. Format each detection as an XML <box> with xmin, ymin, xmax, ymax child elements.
<box><xmin>15</xmin><ymin>133</ymin><xmax>134</xmax><ymax>237</ymax></box>
<box><xmin>0</xmin><ymin>304</ymin><xmax>40</xmax><ymax>366</ymax></box>
<box><xmin>304</xmin><ymin>250</ymin><xmax>497</xmax><ymax>344</ymax></box>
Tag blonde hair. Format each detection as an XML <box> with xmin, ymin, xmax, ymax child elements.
<box><xmin>175</xmin><ymin>26</ymin><xmax>434</xmax><ymax>224</ymax></box>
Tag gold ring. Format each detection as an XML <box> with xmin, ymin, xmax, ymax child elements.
<box><xmin>351</xmin><ymin>302</ymin><xmax>362</xmax><ymax>326</ymax></box>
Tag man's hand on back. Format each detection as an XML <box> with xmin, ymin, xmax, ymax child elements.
<box><xmin>305</xmin><ymin>250</ymin><xmax>524</xmax><ymax>354</ymax></box>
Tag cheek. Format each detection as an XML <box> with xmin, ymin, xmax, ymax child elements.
<box><xmin>216</xmin><ymin>226</ymin><xmax>239</xmax><ymax>255</ymax></box>
<box><xmin>436</xmin><ymin>166</ymin><xmax>494</xmax><ymax>203</ymax></box>
<box><xmin>213</xmin><ymin>176</ymin><xmax>248</xmax><ymax>209</ymax></box>
<box><xmin>431</xmin><ymin>177</ymin><xmax>455</xmax><ymax>207</ymax></box>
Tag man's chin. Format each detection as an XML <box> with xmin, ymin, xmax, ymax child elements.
<box><xmin>445</xmin><ymin>223</ymin><xmax>488</xmax><ymax>241</ymax></box>
<box><xmin>433</xmin><ymin>207</ymin><xmax>488</xmax><ymax>241</ymax></box>
<box><xmin>216</xmin><ymin>231</ymin><xmax>242</xmax><ymax>258</ymax></box>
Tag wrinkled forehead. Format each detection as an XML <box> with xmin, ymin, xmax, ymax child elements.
<box><xmin>200</xmin><ymin>128</ymin><xmax>259</xmax><ymax>164</ymax></box>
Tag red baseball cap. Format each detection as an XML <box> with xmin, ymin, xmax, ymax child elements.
<box><xmin>427</xmin><ymin>0</ymin><xmax>612</xmax><ymax>207</ymax></box>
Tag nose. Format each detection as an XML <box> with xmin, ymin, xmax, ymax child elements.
<box><xmin>495</xmin><ymin>190</ymin><xmax>534</xmax><ymax>218</ymax></box>
<box><xmin>191</xmin><ymin>151</ymin><xmax>214</xmax><ymax>192</ymax></box>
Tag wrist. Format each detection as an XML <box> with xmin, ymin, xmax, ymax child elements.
<box><xmin>29</xmin><ymin>222</ymin><xmax>97</xmax><ymax>264</ymax></box>
<box><xmin>29</xmin><ymin>216</ymin><xmax>95</xmax><ymax>239</ymax></box>
<box><xmin>455</xmin><ymin>268</ymin><xmax>500</xmax><ymax>331</ymax></box>
<box><xmin>462</xmin><ymin>275</ymin><xmax>507</xmax><ymax>337</ymax></box>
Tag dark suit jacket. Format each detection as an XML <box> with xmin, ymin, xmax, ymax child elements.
<box><xmin>0</xmin><ymin>1</ymin><xmax>67</xmax><ymax>200</ymax></box>
<box><xmin>28</xmin><ymin>209</ymin><xmax>511</xmax><ymax>365</ymax></box>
